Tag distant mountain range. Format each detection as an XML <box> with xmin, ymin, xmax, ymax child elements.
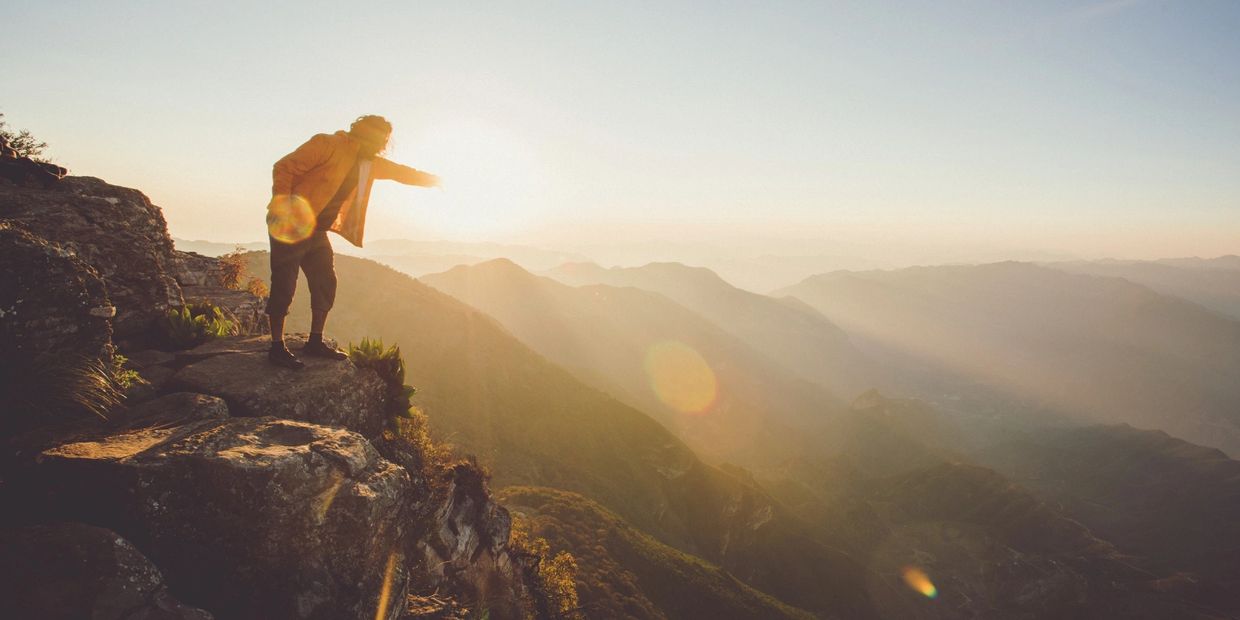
<box><xmin>173</xmin><ymin>238</ymin><xmax>267</xmax><ymax>256</ymax></box>
<box><xmin>543</xmin><ymin>261</ymin><xmax>874</xmax><ymax>398</ymax></box>
<box><xmin>1049</xmin><ymin>256</ymin><xmax>1240</xmax><ymax>320</ymax></box>
<box><xmin>175</xmin><ymin>237</ymin><xmax>590</xmax><ymax>274</ymax></box>
<box><xmin>777</xmin><ymin>261</ymin><xmax>1240</xmax><ymax>456</ymax></box>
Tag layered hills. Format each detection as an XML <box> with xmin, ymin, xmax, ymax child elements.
<box><xmin>1050</xmin><ymin>257</ymin><xmax>1240</xmax><ymax>320</ymax></box>
<box><xmin>976</xmin><ymin>423</ymin><xmax>1240</xmax><ymax>612</ymax></box>
<box><xmin>421</xmin><ymin>258</ymin><xmax>844</xmax><ymax>467</ymax></box>
<box><xmin>777</xmin><ymin>262</ymin><xmax>1240</xmax><ymax>455</ymax></box>
<box><xmin>544</xmin><ymin>261</ymin><xmax>873</xmax><ymax>397</ymax></box>
<box><xmin>244</xmin><ymin>249</ymin><xmax>1233</xmax><ymax>618</ymax></box>
<box><xmin>498</xmin><ymin>486</ymin><xmax>817</xmax><ymax>620</ymax></box>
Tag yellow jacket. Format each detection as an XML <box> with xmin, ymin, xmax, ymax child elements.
<box><xmin>272</xmin><ymin>130</ymin><xmax>436</xmax><ymax>247</ymax></box>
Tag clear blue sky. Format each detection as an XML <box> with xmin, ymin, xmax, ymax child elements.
<box><xmin>3</xmin><ymin>1</ymin><xmax>1238</xmax><ymax>260</ymax></box>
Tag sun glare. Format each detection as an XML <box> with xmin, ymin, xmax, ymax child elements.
<box><xmin>388</xmin><ymin>117</ymin><xmax>547</xmax><ymax>239</ymax></box>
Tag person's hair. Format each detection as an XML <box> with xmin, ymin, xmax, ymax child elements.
<box><xmin>350</xmin><ymin>115</ymin><xmax>391</xmax><ymax>138</ymax></box>
<box><xmin>348</xmin><ymin>115</ymin><xmax>393</xmax><ymax>154</ymax></box>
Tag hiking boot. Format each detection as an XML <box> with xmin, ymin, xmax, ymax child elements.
<box><xmin>268</xmin><ymin>344</ymin><xmax>306</xmax><ymax>370</ymax></box>
<box><xmin>301</xmin><ymin>340</ymin><xmax>348</xmax><ymax>360</ymax></box>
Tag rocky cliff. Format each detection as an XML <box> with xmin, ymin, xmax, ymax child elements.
<box><xmin>0</xmin><ymin>176</ymin><xmax>539</xmax><ymax>619</ymax></box>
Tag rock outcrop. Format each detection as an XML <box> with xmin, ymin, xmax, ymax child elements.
<box><xmin>2</xmin><ymin>173</ymin><xmax>540</xmax><ymax>619</ymax></box>
<box><xmin>22</xmin><ymin>413</ymin><xmax>412</xmax><ymax>620</ymax></box>
<box><xmin>418</xmin><ymin>462</ymin><xmax>533</xmax><ymax>620</ymax></box>
<box><xmin>0</xmin><ymin>522</ymin><xmax>213</xmax><ymax>620</ymax></box>
<box><xmin>0</xmin><ymin>177</ymin><xmax>182</xmax><ymax>343</ymax></box>
<box><xmin>0</xmin><ymin>135</ymin><xmax>66</xmax><ymax>188</ymax></box>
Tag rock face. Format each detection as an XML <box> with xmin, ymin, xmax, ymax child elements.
<box><xmin>418</xmin><ymin>463</ymin><xmax>532</xmax><ymax>620</ymax></box>
<box><xmin>169</xmin><ymin>335</ymin><xmax>390</xmax><ymax>438</ymax></box>
<box><xmin>0</xmin><ymin>522</ymin><xmax>213</xmax><ymax>620</ymax></box>
<box><xmin>0</xmin><ymin>221</ymin><xmax>112</xmax><ymax>362</ymax></box>
<box><xmin>25</xmin><ymin>414</ymin><xmax>412</xmax><ymax>620</ymax></box>
<box><xmin>0</xmin><ymin>177</ymin><xmax>182</xmax><ymax>342</ymax></box>
<box><xmin>172</xmin><ymin>250</ymin><xmax>228</xmax><ymax>288</ymax></box>
<box><xmin>174</xmin><ymin>250</ymin><xmax>268</xmax><ymax>336</ymax></box>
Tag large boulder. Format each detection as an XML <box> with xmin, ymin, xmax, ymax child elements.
<box><xmin>171</xmin><ymin>250</ymin><xmax>227</xmax><ymax>288</ymax></box>
<box><xmin>0</xmin><ymin>522</ymin><xmax>212</xmax><ymax>620</ymax></box>
<box><xmin>0</xmin><ymin>221</ymin><xmax>112</xmax><ymax>362</ymax></box>
<box><xmin>0</xmin><ymin>176</ymin><xmax>183</xmax><ymax>343</ymax></box>
<box><xmin>24</xmin><ymin>416</ymin><xmax>413</xmax><ymax>620</ymax></box>
<box><xmin>169</xmin><ymin>335</ymin><xmax>390</xmax><ymax>438</ymax></box>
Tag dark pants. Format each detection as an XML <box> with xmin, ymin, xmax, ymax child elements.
<box><xmin>265</xmin><ymin>231</ymin><xmax>337</xmax><ymax>317</ymax></box>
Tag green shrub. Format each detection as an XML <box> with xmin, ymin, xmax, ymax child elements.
<box><xmin>215</xmin><ymin>249</ymin><xmax>268</xmax><ymax>299</ymax></box>
<box><xmin>509</xmin><ymin>514</ymin><xmax>582</xmax><ymax>619</ymax></box>
<box><xmin>160</xmin><ymin>303</ymin><xmax>234</xmax><ymax>350</ymax></box>
<box><xmin>244</xmin><ymin>276</ymin><xmax>269</xmax><ymax>299</ymax></box>
<box><xmin>216</xmin><ymin>249</ymin><xmax>247</xmax><ymax>289</ymax></box>
<box><xmin>0</xmin><ymin>112</ymin><xmax>50</xmax><ymax>161</ymax></box>
<box><xmin>111</xmin><ymin>354</ymin><xmax>148</xmax><ymax>391</ymax></box>
<box><xmin>348</xmin><ymin>337</ymin><xmax>417</xmax><ymax>415</ymax></box>
<box><xmin>351</xmin><ymin>337</ymin><xmax>455</xmax><ymax>489</ymax></box>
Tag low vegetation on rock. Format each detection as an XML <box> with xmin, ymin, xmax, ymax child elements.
<box><xmin>159</xmin><ymin>303</ymin><xmax>235</xmax><ymax>350</ymax></box>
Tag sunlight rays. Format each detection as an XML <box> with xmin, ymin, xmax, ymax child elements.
<box><xmin>386</xmin><ymin>117</ymin><xmax>547</xmax><ymax>239</ymax></box>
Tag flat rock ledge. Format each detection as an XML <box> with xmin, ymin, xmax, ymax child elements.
<box><xmin>25</xmin><ymin>415</ymin><xmax>412</xmax><ymax>620</ymax></box>
<box><xmin>169</xmin><ymin>335</ymin><xmax>390</xmax><ymax>439</ymax></box>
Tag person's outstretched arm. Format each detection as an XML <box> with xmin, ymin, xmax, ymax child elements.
<box><xmin>272</xmin><ymin>134</ymin><xmax>333</xmax><ymax>196</ymax></box>
<box><xmin>373</xmin><ymin>157</ymin><xmax>440</xmax><ymax>187</ymax></box>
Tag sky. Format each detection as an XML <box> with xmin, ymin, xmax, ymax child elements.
<box><xmin>3</xmin><ymin>0</ymin><xmax>1238</xmax><ymax>266</ymax></box>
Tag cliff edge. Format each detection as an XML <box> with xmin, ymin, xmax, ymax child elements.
<box><xmin>0</xmin><ymin>175</ymin><xmax>539</xmax><ymax>619</ymax></box>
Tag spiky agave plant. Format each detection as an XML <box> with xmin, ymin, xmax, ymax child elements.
<box><xmin>348</xmin><ymin>337</ymin><xmax>418</xmax><ymax>417</ymax></box>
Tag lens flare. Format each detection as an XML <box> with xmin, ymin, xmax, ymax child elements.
<box><xmin>901</xmin><ymin>565</ymin><xmax>938</xmax><ymax>599</ymax></box>
<box><xmin>313</xmin><ymin>472</ymin><xmax>344</xmax><ymax>523</ymax></box>
<box><xmin>374</xmin><ymin>551</ymin><xmax>400</xmax><ymax>620</ymax></box>
<box><xmin>267</xmin><ymin>194</ymin><xmax>315</xmax><ymax>243</ymax></box>
<box><xmin>644</xmin><ymin>340</ymin><xmax>717</xmax><ymax>414</ymax></box>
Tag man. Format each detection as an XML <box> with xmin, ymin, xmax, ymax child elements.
<box><xmin>265</xmin><ymin>115</ymin><xmax>439</xmax><ymax>369</ymax></box>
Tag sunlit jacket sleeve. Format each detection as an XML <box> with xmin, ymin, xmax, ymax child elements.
<box><xmin>372</xmin><ymin>157</ymin><xmax>438</xmax><ymax>187</ymax></box>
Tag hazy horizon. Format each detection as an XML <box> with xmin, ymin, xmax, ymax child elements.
<box><xmin>4</xmin><ymin>1</ymin><xmax>1237</xmax><ymax>264</ymax></box>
